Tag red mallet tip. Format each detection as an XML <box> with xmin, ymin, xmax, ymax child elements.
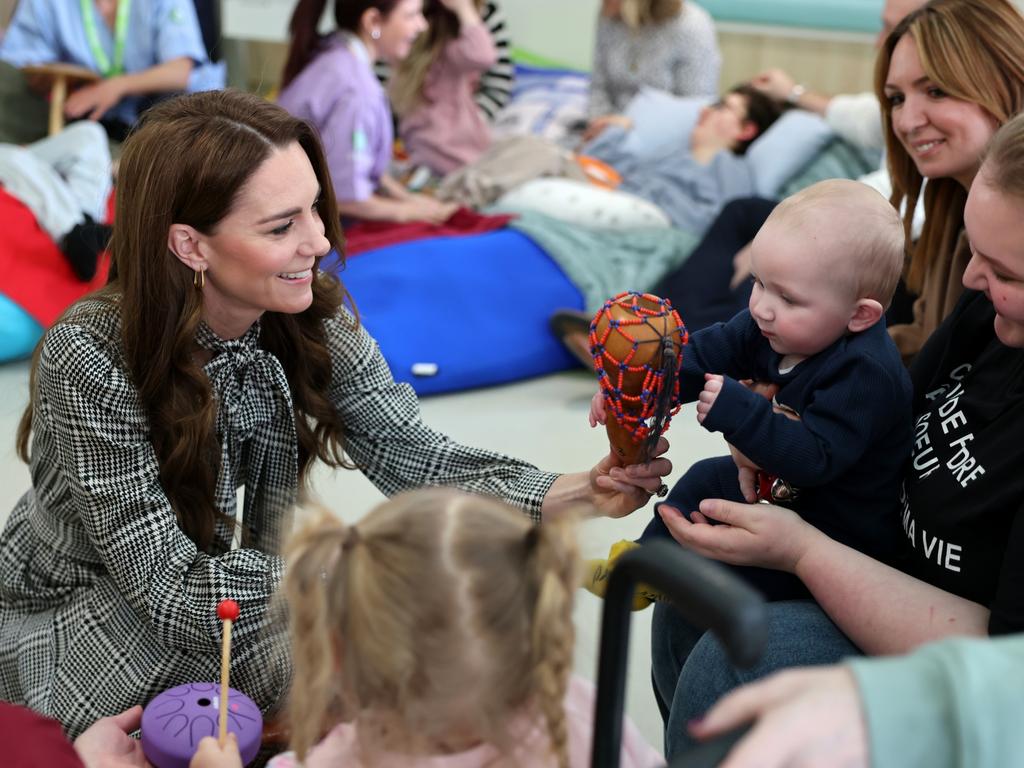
<box><xmin>217</xmin><ymin>599</ymin><xmax>240</xmax><ymax>622</ymax></box>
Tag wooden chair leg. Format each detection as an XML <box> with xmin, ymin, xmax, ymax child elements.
<box><xmin>49</xmin><ymin>74</ymin><xmax>67</xmax><ymax>135</ymax></box>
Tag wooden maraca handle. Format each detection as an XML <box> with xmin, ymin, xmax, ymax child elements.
<box><xmin>606</xmin><ymin>415</ymin><xmax>648</xmax><ymax>466</ymax></box>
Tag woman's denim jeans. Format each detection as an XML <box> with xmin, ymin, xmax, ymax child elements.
<box><xmin>651</xmin><ymin>599</ymin><xmax>862</xmax><ymax>758</ymax></box>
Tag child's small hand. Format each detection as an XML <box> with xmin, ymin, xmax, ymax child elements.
<box><xmin>728</xmin><ymin>442</ymin><xmax>762</xmax><ymax>503</ymax></box>
<box><xmin>189</xmin><ymin>735</ymin><xmax>242</xmax><ymax>768</ymax></box>
<box><xmin>589</xmin><ymin>391</ymin><xmax>607</xmax><ymax>427</ymax></box>
<box><xmin>696</xmin><ymin>373</ymin><xmax>724</xmax><ymax>424</ymax></box>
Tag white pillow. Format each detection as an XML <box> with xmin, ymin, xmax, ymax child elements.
<box><xmin>497</xmin><ymin>178</ymin><xmax>671</xmax><ymax>229</ymax></box>
<box><xmin>618</xmin><ymin>88</ymin><xmax>836</xmax><ymax>197</ymax></box>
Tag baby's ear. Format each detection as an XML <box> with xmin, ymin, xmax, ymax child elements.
<box><xmin>847</xmin><ymin>298</ymin><xmax>884</xmax><ymax>333</ymax></box>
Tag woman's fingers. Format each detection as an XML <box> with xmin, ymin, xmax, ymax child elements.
<box><xmin>697</xmin><ymin>497</ymin><xmax>751</xmax><ymax>526</ymax></box>
<box><xmin>610</xmin><ymin>463</ymin><xmax>672</xmax><ymax>493</ymax></box>
<box><xmin>693</xmin><ymin>673</ymin><xmax>801</xmax><ymax>738</ymax></box>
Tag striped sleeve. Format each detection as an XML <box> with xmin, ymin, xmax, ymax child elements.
<box><xmin>375</xmin><ymin>2</ymin><xmax>514</xmax><ymax>121</ymax></box>
<box><xmin>474</xmin><ymin>1</ymin><xmax>515</xmax><ymax>120</ymax></box>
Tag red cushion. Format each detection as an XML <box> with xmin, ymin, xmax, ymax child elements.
<box><xmin>0</xmin><ymin>189</ymin><xmax>112</xmax><ymax>327</ymax></box>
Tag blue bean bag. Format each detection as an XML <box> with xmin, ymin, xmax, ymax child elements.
<box><xmin>324</xmin><ymin>229</ymin><xmax>583</xmax><ymax>395</ymax></box>
<box><xmin>0</xmin><ymin>293</ymin><xmax>43</xmax><ymax>363</ymax></box>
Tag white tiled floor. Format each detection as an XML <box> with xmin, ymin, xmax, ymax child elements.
<box><xmin>0</xmin><ymin>361</ymin><xmax>722</xmax><ymax>751</ymax></box>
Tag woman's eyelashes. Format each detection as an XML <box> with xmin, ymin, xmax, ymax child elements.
<box><xmin>269</xmin><ymin>200</ymin><xmax>321</xmax><ymax>236</ymax></box>
<box><xmin>887</xmin><ymin>86</ymin><xmax>947</xmax><ymax>110</ymax></box>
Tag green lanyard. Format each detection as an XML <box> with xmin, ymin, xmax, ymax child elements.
<box><xmin>80</xmin><ymin>0</ymin><xmax>131</xmax><ymax>77</ymax></box>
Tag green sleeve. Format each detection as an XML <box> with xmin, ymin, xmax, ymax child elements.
<box><xmin>848</xmin><ymin>635</ymin><xmax>1024</xmax><ymax>768</ymax></box>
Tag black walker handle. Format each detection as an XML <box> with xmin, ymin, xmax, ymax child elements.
<box><xmin>590</xmin><ymin>540</ymin><xmax>767</xmax><ymax>768</ymax></box>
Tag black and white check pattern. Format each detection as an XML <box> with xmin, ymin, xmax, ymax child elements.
<box><xmin>0</xmin><ymin>299</ymin><xmax>556</xmax><ymax>736</ymax></box>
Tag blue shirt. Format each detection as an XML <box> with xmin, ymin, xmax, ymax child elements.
<box><xmin>584</xmin><ymin>124</ymin><xmax>755</xmax><ymax>237</ymax></box>
<box><xmin>277</xmin><ymin>32</ymin><xmax>394</xmax><ymax>203</ymax></box>
<box><xmin>0</xmin><ymin>0</ymin><xmax>222</xmax><ymax>125</ymax></box>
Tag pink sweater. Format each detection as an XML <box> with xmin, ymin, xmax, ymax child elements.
<box><xmin>267</xmin><ymin>675</ymin><xmax>663</xmax><ymax>768</ymax></box>
<box><xmin>399</xmin><ymin>22</ymin><xmax>497</xmax><ymax>176</ymax></box>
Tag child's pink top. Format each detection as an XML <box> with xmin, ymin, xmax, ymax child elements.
<box><xmin>398</xmin><ymin>22</ymin><xmax>497</xmax><ymax>176</ymax></box>
<box><xmin>266</xmin><ymin>674</ymin><xmax>662</xmax><ymax>768</ymax></box>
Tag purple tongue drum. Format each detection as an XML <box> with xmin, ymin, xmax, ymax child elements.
<box><xmin>141</xmin><ymin>600</ymin><xmax>263</xmax><ymax>767</ymax></box>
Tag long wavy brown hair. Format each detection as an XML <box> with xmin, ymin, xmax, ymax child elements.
<box><xmin>283</xmin><ymin>489</ymin><xmax>580</xmax><ymax>766</ymax></box>
<box><xmin>874</xmin><ymin>0</ymin><xmax>1024</xmax><ymax>294</ymax></box>
<box><xmin>17</xmin><ymin>89</ymin><xmax>355</xmax><ymax>550</ymax></box>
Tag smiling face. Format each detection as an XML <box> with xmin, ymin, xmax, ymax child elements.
<box><xmin>373</xmin><ymin>0</ymin><xmax>428</xmax><ymax>63</ymax></box>
<box><xmin>962</xmin><ymin>165</ymin><xmax>1024</xmax><ymax>348</ymax></box>
<box><xmin>884</xmin><ymin>34</ymin><xmax>1000</xmax><ymax>189</ymax></box>
<box><xmin>747</xmin><ymin>220</ymin><xmax>862</xmax><ymax>360</ymax></box>
<box><xmin>184</xmin><ymin>142</ymin><xmax>330</xmax><ymax>339</ymax></box>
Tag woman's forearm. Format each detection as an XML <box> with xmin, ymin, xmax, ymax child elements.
<box><xmin>116</xmin><ymin>56</ymin><xmax>193</xmax><ymax>96</ymax></box>
<box><xmin>540</xmin><ymin>471</ymin><xmax>597</xmax><ymax>522</ymax></box>
<box><xmin>796</xmin><ymin>535</ymin><xmax>990</xmax><ymax>655</ymax></box>
<box><xmin>336</xmin><ymin>193</ymin><xmax>411</xmax><ymax>222</ymax></box>
<box><xmin>378</xmin><ymin>173</ymin><xmax>412</xmax><ymax>201</ymax></box>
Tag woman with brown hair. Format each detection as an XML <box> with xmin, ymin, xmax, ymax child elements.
<box><xmin>278</xmin><ymin>0</ymin><xmax>457</xmax><ymax>224</ymax></box>
<box><xmin>0</xmin><ymin>89</ymin><xmax>670</xmax><ymax>737</ymax></box>
<box><xmin>877</xmin><ymin>0</ymin><xmax>1024</xmax><ymax>359</ymax></box>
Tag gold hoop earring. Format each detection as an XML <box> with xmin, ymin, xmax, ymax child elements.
<box><xmin>193</xmin><ymin>268</ymin><xmax>205</xmax><ymax>290</ymax></box>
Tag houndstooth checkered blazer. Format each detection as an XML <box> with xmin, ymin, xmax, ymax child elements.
<box><xmin>0</xmin><ymin>298</ymin><xmax>557</xmax><ymax>736</ymax></box>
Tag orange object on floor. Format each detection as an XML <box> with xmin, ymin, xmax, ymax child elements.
<box><xmin>576</xmin><ymin>154</ymin><xmax>622</xmax><ymax>189</ymax></box>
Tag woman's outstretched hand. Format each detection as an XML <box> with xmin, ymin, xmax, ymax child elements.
<box><xmin>589</xmin><ymin>436</ymin><xmax>672</xmax><ymax>518</ymax></box>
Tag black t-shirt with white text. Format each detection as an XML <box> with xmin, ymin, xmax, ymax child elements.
<box><xmin>898</xmin><ymin>291</ymin><xmax>1024</xmax><ymax>634</ymax></box>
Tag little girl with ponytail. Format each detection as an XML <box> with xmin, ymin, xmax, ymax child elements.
<box><xmin>268</xmin><ymin>488</ymin><xmax>661</xmax><ymax>768</ymax></box>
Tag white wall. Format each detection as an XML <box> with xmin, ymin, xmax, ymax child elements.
<box><xmin>501</xmin><ymin>0</ymin><xmax>600</xmax><ymax>70</ymax></box>
<box><xmin>222</xmin><ymin>0</ymin><xmax>296</xmax><ymax>42</ymax></box>
<box><xmin>221</xmin><ymin>0</ymin><xmax>601</xmax><ymax>68</ymax></box>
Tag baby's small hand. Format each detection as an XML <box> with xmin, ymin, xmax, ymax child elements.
<box><xmin>696</xmin><ymin>373</ymin><xmax>724</xmax><ymax>425</ymax></box>
<box><xmin>589</xmin><ymin>391</ymin><xmax>607</xmax><ymax>427</ymax></box>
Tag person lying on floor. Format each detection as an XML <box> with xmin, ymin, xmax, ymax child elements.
<box><xmin>580</xmin><ymin>83</ymin><xmax>785</xmax><ymax>236</ymax></box>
